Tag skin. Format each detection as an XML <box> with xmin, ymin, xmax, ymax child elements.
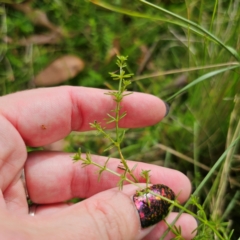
<box><xmin>0</xmin><ymin>86</ymin><xmax>197</xmax><ymax>239</ymax></box>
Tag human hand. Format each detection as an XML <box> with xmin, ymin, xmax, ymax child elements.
<box><xmin>0</xmin><ymin>86</ymin><xmax>197</xmax><ymax>239</ymax></box>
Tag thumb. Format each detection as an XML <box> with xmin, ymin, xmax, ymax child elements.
<box><xmin>31</xmin><ymin>185</ymin><xmax>197</xmax><ymax>240</ymax></box>
<box><xmin>34</xmin><ymin>184</ymin><xmax>153</xmax><ymax>239</ymax></box>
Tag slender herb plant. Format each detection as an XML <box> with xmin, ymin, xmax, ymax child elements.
<box><xmin>72</xmin><ymin>56</ymin><xmax>142</xmax><ymax>188</ymax></box>
<box><xmin>72</xmin><ymin>56</ymin><xmax>237</xmax><ymax>239</ymax></box>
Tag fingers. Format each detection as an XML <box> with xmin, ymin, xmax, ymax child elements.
<box><xmin>0</xmin><ymin>86</ymin><xmax>167</xmax><ymax>146</ymax></box>
<box><xmin>0</xmin><ymin>86</ymin><xmax>166</xmax><ymax>191</ymax></box>
<box><xmin>0</xmin><ymin>115</ymin><xmax>26</xmax><ymax>191</ymax></box>
<box><xmin>25</xmin><ymin>151</ymin><xmax>191</xmax><ymax>204</ymax></box>
<box><xmin>29</xmin><ymin>185</ymin><xmax>197</xmax><ymax>240</ymax></box>
<box><xmin>3</xmin><ymin>178</ymin><xmax>28</xmax><ymax>215</ymax></box>
<box><xmin>142</xmin><ymin>213</ymin><xmax>198</xmax><ymax>240</ymax></box>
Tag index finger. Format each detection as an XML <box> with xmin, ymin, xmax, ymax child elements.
<box><xmin>26</xmin><ymin>152</ymin><xmax>191</xmax><ymax>204</ymax></box>
<box><xmin>0</xmin><ymin>86</ymin><xmax>168</xmax><ymax>147</ymax></box>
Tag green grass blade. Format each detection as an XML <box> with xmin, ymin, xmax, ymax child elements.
<box><xmin>209</xmin><ymin>0</ymin><xmax>218</xmax><ymax>33</ymax></box>
<box><xmin>166</xmin><ymin>64</ymin><xmax>240</xmax><ymax>101</ymax></box>
<box><xmin>90</xmin><ymin>0</ymin><xmax>236</xmax><ymax>54</ymax></box>
<box><xmin>161</xmin><ymin>136</ymin><xmax>240</xmax><ymax>239</ymax></box>
<box><xmin>221</xmin><ymin>191</ymin><xmax>240</xmax><ymax>220</ymax></box>
<box><xmin>139</xmin><ymin>0</ymin><xmax>240</xmax><ymax>61</ymax></box>
<box><xmin>89</xmin><ymin>0</ymin><xmax>200</xmax><ymax>33</ymax></box>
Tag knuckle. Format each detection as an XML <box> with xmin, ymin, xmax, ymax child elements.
<box><xmin>84</xmin><ymin>192</ymin><xmax>134</xmax><ymax>240</ymax></box>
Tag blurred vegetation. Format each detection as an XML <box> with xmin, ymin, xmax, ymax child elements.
<box><xmin>1</xmin><ymin>0</ymin><xmax>240</xmax><ymax>239</ymax></box>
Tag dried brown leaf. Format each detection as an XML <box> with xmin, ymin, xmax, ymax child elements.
<box><xmin>18</xmin><ymin>32</ymin><xmax>61</xmax><ymax>45</ymax></box>
<box><xmin>33</xmin><ymin>55</ymin><xmax>85</xmax><ymax>86</ymax></box>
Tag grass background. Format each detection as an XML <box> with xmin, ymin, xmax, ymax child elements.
<box><xmin>1</xmin><ymin>0</ymin><xmax>240</xmax><ymax>239</ymax></box>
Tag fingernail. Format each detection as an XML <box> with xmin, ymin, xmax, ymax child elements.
<box><xmin>163</xmin><ymin>101</ymin><xmax>170</xmax><ymax>117</ymax></box>
<box><xmin>194</xmin><ymin>217</ymin><xmax>200</xmax><ymax>227</ymax></box>
<box><xmin>133</xmin><ymin>184</ymin><xmax>175</xmax><ymax>228</ymax></box>
<box><xmin>195</xmin><ymin>218</ymin><xmax>200</xmax><ymax>226</ymax></box>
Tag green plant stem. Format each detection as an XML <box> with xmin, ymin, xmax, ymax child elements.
<box><xmin>213</xmin><ymin>95</ymin><xmax>240</xmax><ymax>220</ymax></box>
<box><xmin>117</xmin><ymin>145</ymin><xmax>138</xmax><ymax>182</ymax></box>
<box><xmin>111</xmin><ymin>60</ymin><xmax>139</xmax><ymax>183</ymax></box>
<box><xmin>115</xmin><ymin>88</ymin><xmax>122</xmax><ymax>142</ymax></box>
<box><xmin>94</xmin><ymin>119</ymin><xmax>138</xmax><ymax>182</ymax></box>
<box><xmin>80</xmin><ymin>156</ymin><xmax>224</xmax><ymax>239</ymax></box>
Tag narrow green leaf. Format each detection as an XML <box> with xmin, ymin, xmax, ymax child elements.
<box><xmin>122</xmin><ymin>92</ymin><xmax>133</xmax><ymax>97</ymax></box>
<box><xmin>130</xmin><ymin>164</ymin><xmax>138</xmax><ymax>173</ymax></box>
<box><xmin>119</xmin><ymin>112</ymin><xmax>127</xmax><ymax>120</ymax></box>
<box><xmin>97</xmin><ymin>168</ymin><xmax>105</xmax><ymax>181</ymax></box>
<box><xmin>72</xmin><ymin>148</ymin><xmax>82</xmax><ymax>162</ymax></box>
<box><xmin>139</xmin><ymin>0</ymin><xmax>240</xmax><ymax>61</ymax></box>
<box><xmin>90</xmin><ymin>0</ymin><xmax>240</xmax><ymax>60</ymax></box>
<box><xmin>103</xmin><ymin>144</ymin><xmax>115</xmax><ymax>152</ymax></box>
<box><xmin>167</xmin><ymin>65</ymin><xmax>240</xmax><ymax>101</ymax></box>
<box><xmin>122</xmin><ymin>74</ymin><xmax>134</xmax><ymax>78</ymax></box>
<box><xmin>106</xmin><ymin>113</ymin><xmax>116</xmax><ymax>120</ymax></box>
<box><xmin>118</xmin><ymin>129</ymin><xmax>126</xmax><ymax>143</ymax></box>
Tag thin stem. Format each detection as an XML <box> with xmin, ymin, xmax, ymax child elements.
<box><xmin>117</xmin><ymin>145</ymin><xmax>138</xmax><ymax>182</ymax></box>
<box><xmin>87</xmin><ymin>158</ymin><xmax>138</xmax><ymax>186</ymax></box>
<box><xmin>84</xmin><ymin>157</ymin><xmax>224</xmax><ymax>239</ymax></box>
<box><xmin>115</xmin><ymin>95</ymin><xmax>121</xmax><ymax>142</ymax></box>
